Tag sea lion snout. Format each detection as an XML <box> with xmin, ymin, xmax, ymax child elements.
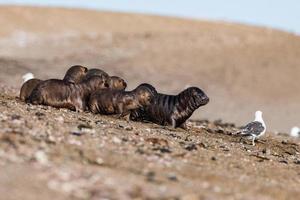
<box><xmin>199</xmin><ymin>93</ymin><xmax>209</xmax><ymax>105</ymax></box>
<box><xmin>63</xmin><ymin>65</ymin><xmax>88</xmax><ymax>83</ymax></box>
<box><xmin>109</xmin><ymin>76</ymin><xmax>127</xmax><ymax>90</ymax></box>
<box><xmin>84</xmin><ymin>76</ymin><xmax>109</xmax><ymax>90</ymax></box>
<box><xmin>189</xmin><ymin>87</ymin><xmax>209</xmax><ymax>106</ymax></box>
<box><xmin>135</xmin><ymin>83</ymin><xmax>158</xmax><ymax>105</ymax></box>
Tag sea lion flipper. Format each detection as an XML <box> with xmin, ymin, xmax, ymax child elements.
<box><xmin>180</xmin><ymin>122</ymin><xmax>188</xmax><ymax>130</ymax></box>
<box><xmin>171</xmin><ymin>117</ymin><xmax>177</xmax><ymax>128</ymax></box>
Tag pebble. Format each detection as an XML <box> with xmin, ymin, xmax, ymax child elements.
<box><xmin>112</xmin><ymin>136</ymin><xmax>122</xmax><ymax>144</ymax></box>
<box><xmin>294</xmin><ymin>159</ymin><xmax>300</xmax><ymax>165</ymax></box>
<box><xmin>146</xmin><ymin>171</ymin><xmax>156</xmax><ymax>182</ymax></box>
<box><xmin>184</xmin><ymin>144</ymin><xmax>197</xmax><ymax>151</ymax></box>
<box><xmin>95</xmin><ymin>157</ymin><xmax>104</xmax><ymax>165</ymax></box>
<box><xmin>279</xmin><ymin>160</ymin><xmax>288</xmax><ymax>164</ymax></box>
<box><xmin>55</xmin><ymin>116</ymin><xmax>64</xmax><ymax>123</ymax></box>
<box><xmin>262</xmin><ymin>148</ymin><xmax>271</xmax><ymax>156</ymax></box>
<box><xmin>34</xmin><ymin>150</ymin><xmax>49</xmax><ymax>165</ymax></box>
<box><xmin>167</xmin><ymin>173</ymin><xmax>178</xmax><ymax>181</ymax></box>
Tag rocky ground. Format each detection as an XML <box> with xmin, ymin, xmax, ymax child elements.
<box><xmin>1</xmin><ymin>86</ymin><xmax>300</xmax><ymax>200</ymax></box>
<box><xmin>1</xmin><ymin>6</ymin><xmax>300</xmax><ymax>200</ymax></box>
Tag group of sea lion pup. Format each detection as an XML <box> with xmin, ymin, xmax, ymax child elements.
<box><xmin>20</xmin><ymin>65</ymin><xmax>209</xmax><ymax>129</ymax></box>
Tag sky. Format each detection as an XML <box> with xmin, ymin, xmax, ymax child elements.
<box><xmin>0</xmin><ymin>0</ymin><xmax>299</xmax><ymax>34</ymax></box>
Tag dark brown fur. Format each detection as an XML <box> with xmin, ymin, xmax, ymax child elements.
<box><xmin>63</xmin><ymin>65</ymin><xmax>88</xmax><ymax>83</ymax></box>
<box><xmin>27</xmin><ymin>76</ymin><xmax>109</xmax><ymax>111</ymax></box>
<box><xmin>108</xmin><ymin>76</ymin><xmax>127</xmax><ymax>90</ymax></box>
<box><xmin>20</xmin><ymin>65</ymin><xmax>88</xmax><ymax>102</ymax></box>
<box><xmin>89</xmin><ymin>83</ymin><xmax>157</xmax><ymax>120</ymax></box>
<box><xmin>19</xmin><ymin>78</ymin><xmax>43</xmax><ymax>101</ymax></box>
<box><xmin>131</xmin><ymin>87</ymin><xmax>209</xmax><ymax>129</ymax></box>
<box><xmin>85</xmin><ymin>68</ymin><xmax>127</xmax><ymax>90</ymax></box>
<box><xmin>84</xmin><ymin>68</ymin><xmax>110</xmax><ymax>81</ymax></box>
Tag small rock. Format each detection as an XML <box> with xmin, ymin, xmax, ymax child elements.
<box><xmin>155</xmin><ymin>147</ymin><xmax>171</xmax><ymax>153</ymax></box>
<box><xmin>279</xmin><ymin>160</ymin><xmax>288</xmax><ymax>164</ymax></box>
<box><xmin>71</xmin><ymin>131</ymin><xmax>84</xmax><ymax>136</ymax></box>
<box><xmin>78</xmin><ymin>124</ymin><xmax>93</xmax><ymax>130</ymax></box>
<box><xmin>112</xmin><ymin>136</ymin><xmax>122</xmax><ymax>144</ymax></box>
<box><xmin>146</xmin><ymin>171</ymin><xmax>155</xmax><ymax>182</ymax></box>
<box><xmin>34</xmin><ymin>150</ymin><xmax>48</xmax><ymax>165</ymax></box>
<box><xmin>167</xmin><ymin>173</ymin><xmax>178</xmax><ymax>181</ymax></box>
<box><xmin>95</xmin><ymin>158</ymin><xmax>104</xmax><ymax>165</ymax></box>
<box><xmin>211</xmin><ymin>156</ymin><xmax>217</xmax><ymax>161</ymax></box>
<box><xmin>55</xmin><ymin>116</ymin><xmax>64</xmax><ymax>123</ymax></box>
<box><xmin>125</xmin><ymin>126</ymin><xmax>133</xmax><ymax>131</ymax></box>
<box><xmin>262</xmin><ymin>148</ymin><xmax>271</xmax><ymax>155</ymax></box>
<box><xmin>216</xmin><ymin>128</ymin><xmax>225</xmax><ymax>134</ymax></box>
<box><xmin>184</xmin><ymin>143</ymin><xmax>197</xmax><ymax>151</ymax></box>
<box><xmin>198</xmin><ymin>142</ymin><xmax>208</xmax><ymax>149</ymax></box>
<box><xmin>35</xmin><ymin>112</ymin><xmax>45</xmax><ymax>117</ymax></box>
<box><xmin>11</xmin><ymin>114</ymin><xmax>21</xmax><ymax>120</ymax></box>
<box><xmin>294</xmin><ymin>159</ymin><xmax>300</xmax><ymax>165</ymax></box>
<box><xmin>282</xmin><ymin>140</ymin><xmax>289</xmax><ymax>145</ymax></box>
<box><xmin>95</xmin><ymin>120</ymin><xmax>106</xmax><ymax>125</ymax></box>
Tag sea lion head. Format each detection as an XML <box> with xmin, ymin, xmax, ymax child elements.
<box><xmin>84</xmin><ymin>75</ymin><xmax>109</xmax><ymax>91</ymax></box>
<box><xmin>63</xmin><ymin>65</ymin><xmax>88</xmax><ymax>83</ymax></box>
<box><xmin>85</xmin><ymin>68</ymin><xmax>110</xmax><ymax>81</ymax></box>
<box><xmin>109</xmin><ymin>76</ymin><xmax>127</xmax><ymax>90</ymax></box>
<box><xmin>185</xmin><ymin>87</ymin><xmax>209</xmax><ymax>107</ymax></box>
<box><xmin>135</xmin><ymin>83</ymin><xmax>157</xmax><ymax>106</ymax></box>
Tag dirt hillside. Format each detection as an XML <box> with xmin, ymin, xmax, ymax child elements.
<box><xmin>1</xmin><ymin>84</ymin><xmax>300</xmax><ymax>200</ymax></box>
<box><xmin>0</xmin><ymin>6</ymin><xmax>300</xmax><ymax>200</ymax></box>
<box><xmin>0</xmin><ymin>6</ymin><xmax>300</xmax><ymax>132</ymax></box>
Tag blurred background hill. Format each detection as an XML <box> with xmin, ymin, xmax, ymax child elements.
<box><xmin>0</xmin><ymin>5</ymin><xmax>300</xmax><ymax>132</ymax></box>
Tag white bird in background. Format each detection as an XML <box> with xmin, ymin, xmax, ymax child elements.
<box><xmin>22</xmin><ymin>73</ymin><xmax>34</xmax><ymax>83</ymax></box>
<box><xmin>290</xmin><ymin>127</ymin><xmax>300</xmax><ymax>137</ymax></box>
<box><xmin>236</xmin><ymin>110</ymin><xmax>266</xmax><ymax>146</ymax></box>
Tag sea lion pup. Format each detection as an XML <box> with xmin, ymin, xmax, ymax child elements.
<box><xmin>108</xmin><ymin>76</ymin><xmax>127</xmax><ymax>90</ymax></box>
<box><xmin>20</xmin><ymin>66</ymin><xmax>88</xmax><ymax>102</ymax></box>
<box><xmin>85</xmin><ymin>68</ymin><xmax>127</xmax><ymax>90</ymax></box>
<box><xmin>131</xmin><ymin>87</ymin><xmax>209</xmax><ymax>129</ymax></box>
<box><xmin>63</xmin><ymin>65</ymin><xmax>88</xmax><ymax>83</ymax></box>
<box><xmin>84</xmin><ymin>68</ymin><xmax>110</xmax><ymax>81</ymax></box>
<box><xmin>88</xmin><ymin>83</ymin><xmax>157</xmax><ymax>120</ymax></box>
<box><xmin>27</xmin><ymin>76</ymin><xmax>109</xmax><ymax>112</ymax></box>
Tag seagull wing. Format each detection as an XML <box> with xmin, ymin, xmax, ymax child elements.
<box><xmin>240</xmin><ymin>121</ymin><xmax>265</xmax><ymax>136</ymax></box>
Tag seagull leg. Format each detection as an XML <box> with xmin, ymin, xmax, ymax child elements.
<box><xmin>252</xmin><ymin>136</ymin><xmax>256</xmax><ymax>146</ymax></box>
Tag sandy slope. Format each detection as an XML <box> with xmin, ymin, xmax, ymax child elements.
<box><xmin>0</xmin><ymin>86</ymin><xmax>300</xmax><ymax>200</ymax></box>
<box><xmin>0</xmin><ymin>6</ymin><xmax>300</xmax><ymax>199</ymax></box>
<box><xmin>0</xmin><ymin>6</ymin><xmax>299</xmax><ymax>131</ymax></box>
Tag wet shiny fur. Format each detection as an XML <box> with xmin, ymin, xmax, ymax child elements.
<box><xmin>19</xmin><ymin>78</ymin><xmax>43</xmax><ymax>101</ymax></box>
<box><xmin>20</xmin><ymin>65</ymin><xmax>88</xmax><ymax>102</ymax></box>
<box><xmin>131</xmin><ymin>87</ymin><xmax>209</xmax><ymax>128</ymax></box>
<box><xmin>27</xmin><ymin>76</ymin><xmax>109</xmax><ymax>111</ymax></box>
<box><xmin>89</xmin><ymin>83</ymin><xmax>157</xmax><ymax>120</ymax></box>
<box><xmin>84</xmin><ymin>69</ymin><xmax>127</xmax><ymax>90</ymax></box>
<box><xmin>63</xmin><ymin>65</ymin><xmax>88</xmax><ymax>83</ymax></box>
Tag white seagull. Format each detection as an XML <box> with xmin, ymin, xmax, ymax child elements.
<box><xmin>290</xmin><ymin>127</ymin><xmax>300</xmax><ymax>137</ymax></box>
<box><xmin>236</xmin><ymin>111</ymin><xmax>266</xmax><ymax>146</ymax></box>
<box><xmin>22</xmin><ymin>73</ymin><xmax>34</xmax><ymax>83</ymax></box>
